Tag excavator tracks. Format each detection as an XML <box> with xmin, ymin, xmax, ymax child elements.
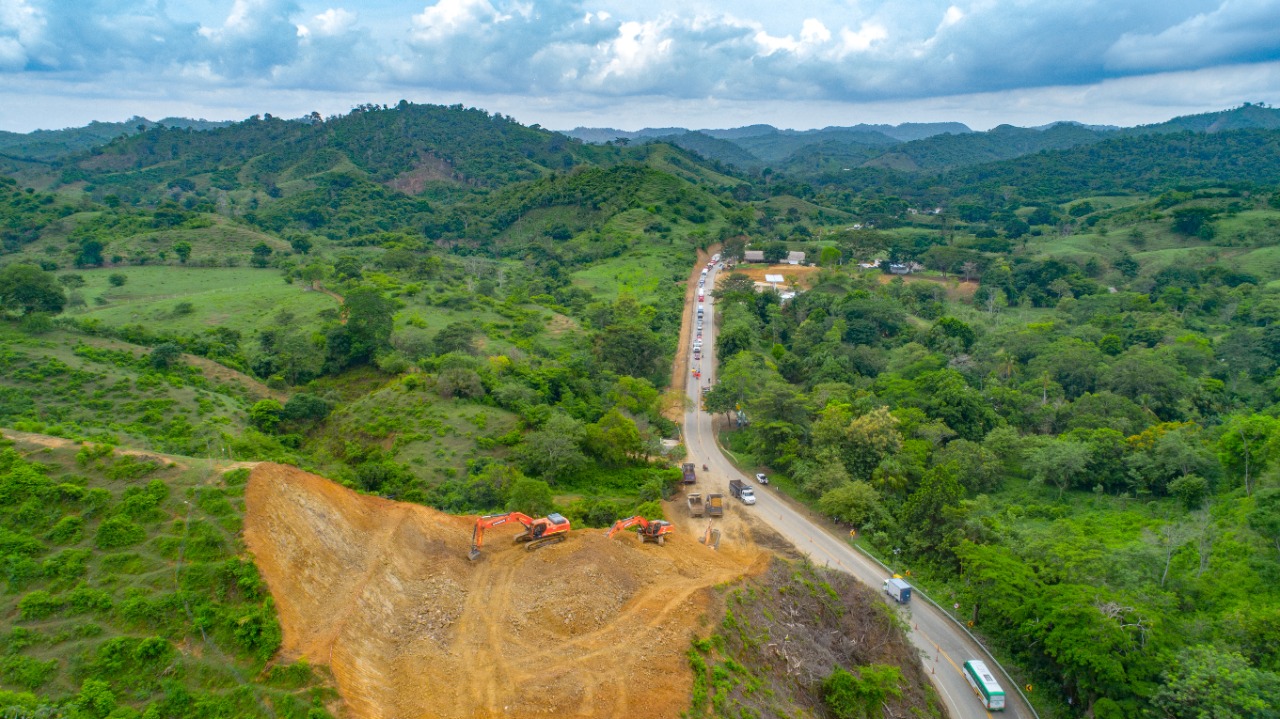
<box><xmin>525</xmin><ymin>534</ymin><xmax>567</xmax><ymax>552</ymax></box>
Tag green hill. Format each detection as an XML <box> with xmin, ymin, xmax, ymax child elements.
<box><xmin>0</xmin><ymin>432</ymin><xmax>335</xmax><ymax>717</ymax></box>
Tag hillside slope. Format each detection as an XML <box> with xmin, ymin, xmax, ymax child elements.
<box><xmin>243</xmin><ymin>462</ymin><xmax>761</xmax><ymax>718</ymax></box>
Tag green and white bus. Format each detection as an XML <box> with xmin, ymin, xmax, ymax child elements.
<box><xmin>962</xmin><ymin>660</ymin><xmax>1006</xmax><ymax>711</ymax></box>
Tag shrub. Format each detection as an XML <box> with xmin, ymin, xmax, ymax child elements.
<box><xmin>95</xmin><ymin>516</ymin><xmax>145</xmax><ymax>549</ymax></box>
<box><xmin>108</xmin><ymin>274</ymin><xmax>127</xmax><ymax>287</ymax></box>
<box><xmin>0</xmin><ymin>655</ymin><xmax>58</xmax><ymax>689</ymax></box>
<box><xmin>17</xmin><ymin>590</ymin><xmax>61</xmax><ymax>620</ymax></box>
<box><xmin>47</xmin><ymin>515</ymin><xmax>84</xmax><ymax>544</ymax></box>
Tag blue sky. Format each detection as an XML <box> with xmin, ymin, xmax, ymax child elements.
<box><xmin>2</xmin><ymin>0</ymin><xmax>1279</xmax><ymax>132</ymax></box>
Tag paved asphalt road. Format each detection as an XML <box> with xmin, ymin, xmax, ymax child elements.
<box><xmin>682</xmin><ymin>262</ymin><xmax>1026</xmax><ymax>719</ymax></box>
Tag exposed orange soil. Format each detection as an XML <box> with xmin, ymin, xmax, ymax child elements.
<box><xmin>724</xmin><ymin>264</ymin><xmax>823</xmax><ymax>289</ymax></box>
<box><xmin>243</xmin><ymin>462</ymin><xmax>764</xmax><ymax>719</ymax></box>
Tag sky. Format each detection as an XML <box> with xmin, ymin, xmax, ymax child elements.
<box><xmin>2</xmin><ymin>0</ymin><xmax>1279</xmax><ymax>133</ymax></box>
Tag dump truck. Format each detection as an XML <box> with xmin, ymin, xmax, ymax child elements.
<box><xmin>729</xmin><ymin>479</ymin><xmax>756</xmax><ymax>505</ymax></box>
<box><xmin>883</xmin><ymin>577</ymin><xmax>912</xmax><ymax>603</ymax></box>
<box><xmin>681</xmin><ymin>463</ymin><xmax>697</xmax><ymax>484</ymax></box>
<box><xmin>706</xmin><ymin>493</ymin><xmax>724</xmax><ymax>517</ymax></box>
<box><xmin>687</xmin><ymin>493</ymin><xmax>705</xmax><ymax>517</ymax></box>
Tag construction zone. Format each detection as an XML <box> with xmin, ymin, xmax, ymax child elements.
<box><xmin>243</xmin><ymin>462</ymin><xmax>766</xmax><ymax>719</ymax></box>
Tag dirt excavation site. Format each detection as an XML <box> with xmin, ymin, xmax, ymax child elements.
<box><xmin>243</xmin><ymin>463</ymin><xmax>770</xmax><ymax>719</ymax></box>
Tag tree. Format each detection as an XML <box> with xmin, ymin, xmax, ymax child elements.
<box><xmin>108</xmin><ymin>273</ymin><xmax>127</xmax><ymax>287</ymax></box>
<box><xmin>58</xmin><ymin>273</ymin><xmax>85</xmax><ymax>289</ymax></box>
<box><xmin>1151</xmin><ymin>646</ymin><xmax>1280</xmax><ymax>719</ymax></box>
<box><xmin>1217</xmin><ymin>414</ymin><xmax>1278</xmax><ymax>497</ymax></box>
<box><xmin>583</xmin><ymin>409</ymin><xmax>643</xmax><ymax>466</ymax></box>
<box><xmin>516</xmin><ymin>413</ymin><xmax>587</xmax><ymax>483</ymax></box>
<box><xmin>901</xmin><ymin>465</ymin><xmax>965</xmax><ymax>553</ymax></box>
<box><xmin>763</xmin><ymin>241</ymin><xmax>788</xmax><ymax>263</ymax></box>
<box><xmin>148</xmin><ymin>342</ymin><xmax>182</xmax><ymax>369</ymax></box>
<box><xmin>172</xmin><ymin>241</ymin><xmax>192</xmax><ymax>264</ymax></box>
<box><xmin>251</xmin><ymin>242</ymin><xmax>273</xmax><ymax>268</ymax></box>
<box><xmin>1026</xmin><ymin>439</ymin><xmax>1092</xmax><ymax>498</ymax></box>
<box><xmin>718</xmin><ymin>272</ymin><xmax>756</xmax><ymax>298</ymax></box>
<box><xmin>506</xmin><ymin>477</ymin><xmax>555</xmax><ymax>517</ymax></box>
<box><xmin>0</xmin><ymin>265</ymin><xmax>66</xmax><ymax>315</ymax></box>
<box><xmin>433</xmin><ymin>321</ymin><xmax>478</xmax><ymax>356</ymax></box>
<box><xmin>249</xmin><ymin>400</ymin><xmax>285</xmax><ymax>432</ymax></box>
<box><xmin>289</xmin><ymin>235</ymin><xmax>313</xmax><ymax>254</ymax></box>
<box><xmin>597</xmin><ymin>319</ymin><xmax>664</xmax><ymax>380</ymax></box>
<box><xmin>282</xmin><ymin>393</ymin><xmax>332</xmax><ymax>422</ymax></box>
<box><xmin>342</xmin><ymin>286</ymin><xmax>396</xmax><ymax>364</ymax></box>
<box><xmin>818</xmin><ymin>481</ymin><xmax>884</xmax><ymax>527</ymax></box>
<box><xmin>75</xmin><ymin>239</ymin><xmax>105</xmax><ymax>267</ymax></box>
<box><xmin>819</xmin><ymin>246</ymin><xmax>842</xmax><ymax>266</ymax></box>
<box><xmin>1171</xmin><ymin>207</ymin><xmax>1216</xmax><ymax>237</ymax></box>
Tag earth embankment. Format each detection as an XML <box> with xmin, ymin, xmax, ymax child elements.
<box><xmin>243</xmin><ymin>463</ymin><xmax>761</xmax><ymax>718</ymax></box>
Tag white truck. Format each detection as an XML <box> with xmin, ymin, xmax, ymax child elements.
<box><xmin>883</xmin><ymin>577</ymin><xmax>912</xmax><ymax>603</ymax></box>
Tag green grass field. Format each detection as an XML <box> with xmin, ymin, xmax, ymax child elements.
<box><xmin>64</xmin><ymin>267</ymin><xmax>337</xmax><ymax>337</ymax></box>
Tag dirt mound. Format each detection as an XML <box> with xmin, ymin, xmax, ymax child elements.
<box><xmin>243</xmin><ymin>463</ymin><xmax>762</xmax><ymax>718</ymax></box>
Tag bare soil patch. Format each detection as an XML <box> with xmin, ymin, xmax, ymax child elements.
<box><xmin>723</xmin><ymin>263</ymin><xmax>823</xmax><ymax>289</ymax></box>
<box><xmin>386</xmin><ymin>153</ymin><xmax>459</xmax><ymax>194</ymax></box>
<box><xmin>243</xmin><ymin>462</ymin><xmax>764</xmax><ymax>719</ymax></box>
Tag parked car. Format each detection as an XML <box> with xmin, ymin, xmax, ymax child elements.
<box><xmin>755</xmin><ymin>473</ymin><xmax>769</xmax><ymax>485</ymax></box>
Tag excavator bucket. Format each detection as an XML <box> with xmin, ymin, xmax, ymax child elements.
<box><xmin>468</xmin><ymin>545</ymin><xmax>481</xmax><ymax>561</ymax></box>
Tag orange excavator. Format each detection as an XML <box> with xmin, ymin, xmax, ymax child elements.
<box><xmin>607</xmin><ymin>516</ymin><xmax>674</xmax><ymax>546</ymax></box>
<box><xmin>469</xmin><ymin>511</ymin><xmax>571</xmax><ymax>560</ymax></box>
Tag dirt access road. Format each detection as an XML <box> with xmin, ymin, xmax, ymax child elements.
<box><xmin>691</xmin><ymin>264</ymin><xmax>1025</xmax><ymax>719</ymax></box>
<box><xmin>244</xmin><ymin>463</ymin><xmax>765</xmax><ymax>719</ymax></box>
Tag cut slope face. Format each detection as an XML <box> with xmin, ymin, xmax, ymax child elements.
<box><xmin>244</xmin><ymin>463</ymin><xmax>759</xmax><ymax>718</ymax></box>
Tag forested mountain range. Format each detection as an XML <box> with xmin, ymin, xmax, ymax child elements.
<box><xmin>4</xmin><ymin>99</ymin><xmax>1280</xmax><ymax>718</ymax></box>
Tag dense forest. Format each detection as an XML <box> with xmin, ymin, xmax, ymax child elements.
<box><xmin>2</xmin><ymin>101</ymin><xmax>1280</xmax><ymax>717</ymax></box>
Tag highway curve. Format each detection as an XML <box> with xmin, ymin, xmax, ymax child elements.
<box><xmin>682</xmin><ymin>260</ymin><xmax>1030</xmax><ymax>719</ymax></box>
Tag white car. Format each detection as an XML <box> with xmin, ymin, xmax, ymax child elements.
<box><xmin>755</xmin><ymin>473</ymin><xmax>769</xmax><ymax>485</ymax></box>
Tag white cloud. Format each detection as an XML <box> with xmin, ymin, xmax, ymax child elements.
<box><xmin>298</xmin><ymin>8</ymin><xmax>357</xmax><ymax>38</ymax></box>
<box><xmin>410</xmin><ymin>0</ymin><xmax>506</xmax><ymax>42</ymax></box>
<box><xmin>838</xmin><ymin>22</ymin><xmax>886</xmax><ymax>54</ymax></box>
<box><xmin>939</xmin><ymin>5</ymin><xmax>963</xmax><ymax>30</ymax></box>
<box><xmin>800</xmin><ymin>18</ymin><xmax>830</xmax><ymax>44</ymax></box>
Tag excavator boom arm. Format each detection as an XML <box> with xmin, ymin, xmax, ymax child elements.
<box><xmin>470</xmin><ymin>512</ymin><xmax>535</xmax><ymax>559</ymax></box>
<box><xmin>608</xmin><ymin>515</ymin><xmax>648</xmax><ymax>539</ymax></box>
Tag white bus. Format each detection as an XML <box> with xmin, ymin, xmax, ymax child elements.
<box><xmin>962</xmin><ymin>660</ymin><xmax>1005</xmax><ymax>711</ymax></box>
